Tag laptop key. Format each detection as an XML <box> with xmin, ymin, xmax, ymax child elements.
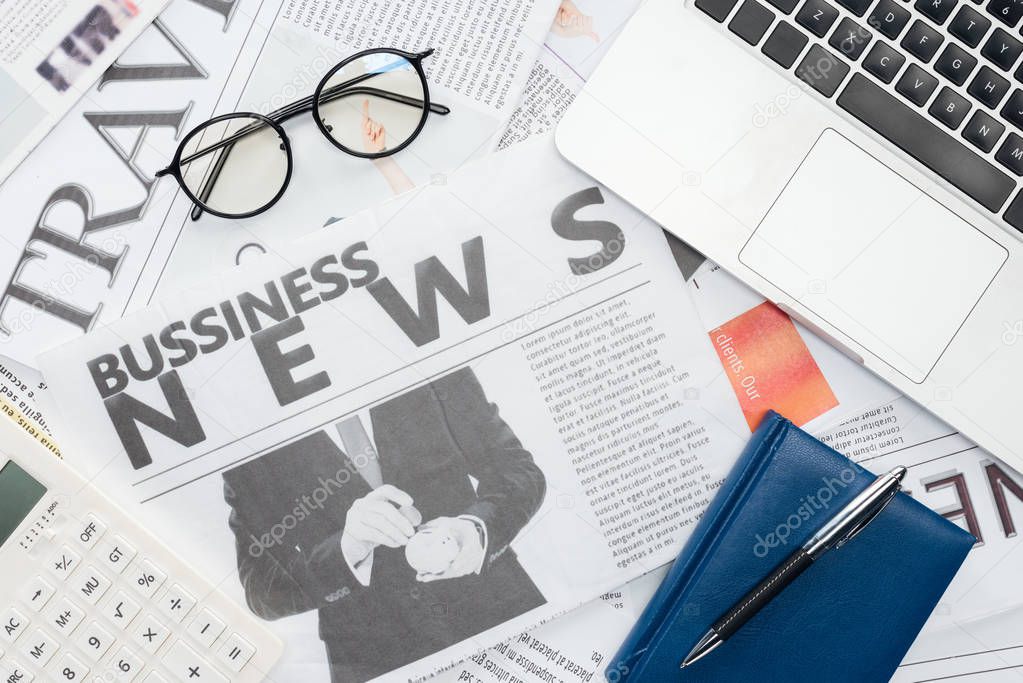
<box><xmin>1003</xmin><ymin>189</ymin><xmax>1023</xmax><ymax>231</ymax></box>
<box><xmin>902</xmin><ymin>20</ymin><xmax>945</xmax><ymax>62</ymax></box>
<box><xmin>796</xmin><ymin>0</ymin><xmax>840</xmax><ymax>36</ymax></box>
<box><xmin>963</xmin><ymin>110</ymin><xmax>1006</xmax><ymax>151</ymax></box>
<box><xmin>987</xmin><ymin>0</ymin><xmax>1023</xmax><ymax>26</ymax></box>
<box><xmin>981</xmin><ymin>28</ymin><xmax>1023</xmax><ymax>69</ymax></box>
<box><xmin>830</xmin><ymin>17</ymin><xmax>874</xmax><ymax>59</ymax></box>
<box><xmin>896</xmin><ymin>63</ymin><xmax>940</xmax><ymax>104</ymax></box>
<box><xmin>929</xmin><ymin>86</ymin><xmax>973</xmax><ymax>127</ymax></box>
<box><xmin>762</xmin><ymin>21</ymin><xmax>810</xmax><ymax>66</ymax></box>
<box><xmin>1000</xmin><ymin>88</ymin><xmax>1023</xmax><ymax>127</ymax></box>
<box><xmin>969</xmin><ymin>65</ymin><xmax>1011</xmax><ymax>106</ymax></box>
<box><xmin>996</xmin><ymin>132</ymin><xmax>1023</xmax><ymax>173</ymax></box>
<box><xmin>796</xmin><ymin>44</ymin><xmax>851</xmax><ymax>96</ymax></box>
<box><xmin>916</xmin><ymin>0</ymin><xmax>959</xmax><ymax>24</ymax></box>
<box><xmin>766</xmin><ymin>0</ymin><xmax>801</xmax><ymax>13</ymax></box>
<box><xmin>837</xmin><ymin>73</ymin><xmax>1015</xmax><ymax>211</ymax></box>
<box><xmin>835</xmin><ymin>0</ymin><xmax>873</xmax><ymax>16</ymax></box>
<box><xmin>935</xmin><ymin>43</ymin><xmax>978</xmax><ymax>84</ymax></box>
<box><xmin>697</xmin><ymin>0</ymin><xmax>741</xmax><ymax>22</ymax></box>
<box><xmin>869</xmin><ymin>0</ymin><xmax>912</xmax><ymax>38</ymax></box>
<box><xmin>863</xmin><ymin>41</ymin><xmax>907</xmax><ymax>81</ymax></box>
<box><xmin>729</xmin><ymin>0</ymin><xmax>776</xmax><ymax>44</ymax></box>
<box><xmin>948</xmin><ymin>5</ymin><xmax>991</xmax><ymax>46</ymax></box>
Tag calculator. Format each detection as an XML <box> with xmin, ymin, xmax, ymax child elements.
<box><xmin>0</xmin><ymin>415</ymin><xmax>283</xmax><ymax>683</ymax></box>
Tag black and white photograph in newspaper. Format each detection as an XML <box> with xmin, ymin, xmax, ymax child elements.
<box><xmin>223</xmin><ymin>366</ymin><xmax>548</xmax><ymax>682</ymax></box>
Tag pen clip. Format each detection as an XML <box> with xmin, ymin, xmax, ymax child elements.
<box><xmin>833</xmin><ymin>486</ymin><xmax>899</xmax><ymax>549</ymax></box>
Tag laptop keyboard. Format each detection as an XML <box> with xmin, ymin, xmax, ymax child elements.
<box><xmin>696</xmin><ymin>0</ymin><xmax>1023</xmax><ymax>232</ymax></box>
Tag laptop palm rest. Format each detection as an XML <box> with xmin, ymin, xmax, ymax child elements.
<box><xmin>739</xmin><ymin>129</ymin><xmax>1007</xmax><ymax>383</ymax></box>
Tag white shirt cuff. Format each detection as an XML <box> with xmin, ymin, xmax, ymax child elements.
<box><xmin>340</xmin><ymin>534</ymin><xmax>374</xmax><ymax>586</ymax></box>
<box><xmin>458</xmin><ymin>515</ymin><xmax>488</xmax><ymax>574</ymax></box>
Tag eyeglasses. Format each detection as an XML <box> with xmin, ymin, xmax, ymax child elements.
<box><xmin>155</xmin><ymin>47</ymin><xmax>450</xmax><ymax>220</ymax></box>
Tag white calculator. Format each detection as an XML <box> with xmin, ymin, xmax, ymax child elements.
<box><xmin>0</xmin><ymin>416</ymin><xmax>283</xmax><ymax>683</ymax></box>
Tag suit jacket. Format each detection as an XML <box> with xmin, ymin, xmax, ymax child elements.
<box><xmin>222</xmin><ymin>367</ymin><xmax>547</xmax><ymax>682</ymax></box>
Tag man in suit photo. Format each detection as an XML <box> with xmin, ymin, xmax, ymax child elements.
<box><xmin>222</xmin><ymin>366</ymin><xmax>548</xmax><ymax>682</ymax></box>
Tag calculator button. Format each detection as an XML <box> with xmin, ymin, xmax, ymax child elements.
<box><xmin>129</xmin><ymin>560</ymin><xmax>166</xmax><ymax>599</ymax></box>
<box><xmin>1</xmin><ymin>659</ymin><xmax>33</xmax><ymax>682</ymax></box>
<box><xmin>0</xmin><ymin>608</ymin><xmax>29</xmax><ymax>644</ymax></box>
<box><xmin>98</xmin><ymin>538</ymin><xmax>137</xmax><ymax>575</ymax></box>
<box><xmin>16</xmin><ymin>629</ymin><xmax>57</xmax><ymax>666</ymax></box>
<box><xmin>44</xmin><ymin>598</ymin><xmax>85</xmax><ymax>636</ymax></box>
<box><xmin>185</xmin><ymin>610</ymin><xmax>225</xmax><ymax>650</ymax></box>
<box><xmin>75</xmin><ymin>621</ymin><xmax>113</xmax><ymax>662</ymax></box>
<box><xmin>18</xmin><ymin>578</ymin><xmax>54</xmax><ymax>613</ymax></box>
<box><xmin>165</xmin><ymin>640</ymin><xmax>228</xmax><ymax>682</ymax></box>
<box><xmin>131</xmin><ymin>614</ymin><xmax>170</xmax><ymax>654</ymax></box>
<box><xmin>157</xmin><ymin>585</ymin><xmax>196</xmax><ymax>624</ymax></box>
<box><xmin>70</xmin><ymin>567</ymin><xmax>111</xmax><ymax>606</ymax></box>
<box><xmin>216</xmin><ymin>633</ymin><xmax>255</xmax><ymax>673</ymax></box>
<box><xmin>47</xmin><ymin>546</ymin><xmax>81</xmax><ymax>580</ymax></box>
<box><xmin>72</xmin><ymin>514</ymin><xmax>106</xmax><ymax>549</ymax></box>
<box><xmin>104</xmin><ymin>592</ymin><xmax>141</xmax><ymax>630</ymax></box>
<box><xmin>109</xmin><ymin>646</ymin><xmax>144</xmax><ymax>682</ymax></box>
<box><xmin>50</xmin><ymin>651</ymin><xmax>89</xmax><ymax>681</ymax></box>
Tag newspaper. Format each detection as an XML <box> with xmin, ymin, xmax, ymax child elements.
<box><xmin>38</xmin><ymin>138</ymin><xmax>746</xmax><ymax>681</ymax></box>
<box><xmin>816</xmin><ymin>400</ymin><xmax>1023</xmax><ymax>682</ymax></box>
<box><xmin>0</xmin><ymin>0</ymin><xmax>558</xmax><ymax>370</ymax></box>
<box><xmin>499</xmin><ymin>0</ymin><xmax>644</xmax><ymax>149</ymax></box>
<box><xmin>0</xmin><ymin>353</ymin><xmax>60</xmax><ymax>456</ymax></box>
<box><xmin>0</xmin><ymin>0</ymin><xmax>167</xmax><ymax>183</ymax></box>
<box><xmin>152</xmin><ymin>0</ymin><xmax>561</xmax><ymax>293</ymax></box>
<box><xmin>686</xmin><ymin>260</ymin><xmax>899</xmax><ymax>436</ymax></box>
<box><xmin>438</xmin><ymin>394</ymin><xmax>1023</xmax><ymax>683</ymax></box>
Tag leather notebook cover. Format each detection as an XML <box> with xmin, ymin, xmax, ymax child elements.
<box><xmin>609</xmin><ymin>411</ymin><xmax>974</xmax><ymax>682</ymax></box>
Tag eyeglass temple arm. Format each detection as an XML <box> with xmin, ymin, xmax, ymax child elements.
<box><xmin>168</xmin><ymin>76</ymin><xmax>449</xmax><ymax>169</ymax></box>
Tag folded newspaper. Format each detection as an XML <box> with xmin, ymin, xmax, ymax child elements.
<box><xmin>38</xmin><ymin>138</ymin><xmax>745</xmax><ymax>681</ymax></box>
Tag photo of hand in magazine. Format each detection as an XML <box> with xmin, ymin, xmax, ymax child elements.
<box><xmin>222</xmin><ymin>367</ymin><xmax>548</xmax><ymax>682</ymax></box>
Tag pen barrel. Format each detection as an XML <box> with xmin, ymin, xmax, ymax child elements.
<box><xmin>713</xmin><ymin>549</ymin><xmax>814</xmax><ymax>639</ymax></box>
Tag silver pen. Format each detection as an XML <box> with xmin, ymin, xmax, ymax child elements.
<box><xmin>681</xmin><ymin>466</ymin><xmax>907</xmax><ymax>669</ymax></box>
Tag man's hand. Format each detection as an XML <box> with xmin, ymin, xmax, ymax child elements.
<box><xmin>361</xmin><ymin>99</ymin><xmax>387</xmax><ymax>153</ymax></box>
<box><xmin>341</xmin><ymin>485</ymin><xmax>416</xmax><ymax>565</ymax></box>
<box><xmin>415</xmin><ymin>517</ymin><xmax>485</xmax><ymax>583</ymax></box>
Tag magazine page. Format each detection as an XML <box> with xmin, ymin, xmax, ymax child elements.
<box><xmin>0</xmin><ymin>0</ymin><xmax>168</xmax><ymax>183</ymax></box>
<box><xmin>38</xmin><ymin>137</ymin><xmax>746</xmax><ymax>681</ymax></box>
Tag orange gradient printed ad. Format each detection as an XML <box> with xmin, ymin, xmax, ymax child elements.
<box><xmin>710</xmin><ymin>302</ymin><xmax>837</xmax><ymax>430</ymax></box>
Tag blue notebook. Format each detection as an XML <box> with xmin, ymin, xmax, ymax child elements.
<box><xmin>609</xmin><ymin>411</ymin><xmax>974</xmax><ymax>682</ymax></box>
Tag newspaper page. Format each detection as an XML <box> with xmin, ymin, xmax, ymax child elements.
<box><xmin>439</xmin><ymin>395</ymin><xmax>1023</xmax><ymax>683</ymax></box>
<box><xmin>0</xmin><ymin>0</ymin><xmax>168</xmax><ymax>183</ymax></box>
<box><xmin>687</xmin><ymin>260</ymin><xmax>900</xmax><ymax>436</ymax></box>
<box><xmin>812</xmin><ymin>400</ymin><xmax>1023</xmax><ymax>682</ymax></box>
<box><xmin>499</xmin><ymin>0</ymin><xmax>643</xmax><ymax>149</ymax></box>
<box><xmin>0</xmin><ymin>353</ymin><xmax>61</xmax><ymax>456</ymax></box>
<box><xmin>0</xmin><ymin>0</ymin><xmax>272</xmax><ymax>369</ymax></box>
<box><xmin>39</xmin><ymin>138</ymin><xmax>746</xmax><ymax>681</ymax></box>
<box><xmin>0</xmin><ymin>0</ymin><xmax>557</xmax><ymax>372</ymax></box>
<box><xmin>152</xmin><ymin>0</ymin><xmax>561</xmax><ymax>293</ymax></box>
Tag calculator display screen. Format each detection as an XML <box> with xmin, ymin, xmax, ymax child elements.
<box><xmin>0</xmin><ymin>460</ymin><xmax>46</xmax><ymax>547</ymax></box>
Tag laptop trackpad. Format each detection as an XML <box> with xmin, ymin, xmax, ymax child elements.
<box><xmin>739</xmin><ymin>129</ymin><xmax>1007</xmax><ymax>383</ymax></box>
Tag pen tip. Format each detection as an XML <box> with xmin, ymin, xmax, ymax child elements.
<box><xmin>892</xmin><ymin>465</ymin><xmax>908</xmax><ymax>482</ymax></box>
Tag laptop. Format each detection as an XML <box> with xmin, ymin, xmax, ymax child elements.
<box><xmin>556</xmin><ymin>0</ymin><xmax>1023</xmax><ymax>471</ymax></box>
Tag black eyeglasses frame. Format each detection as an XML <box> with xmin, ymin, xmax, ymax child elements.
<box><xmin>155</xmin><ymin>47</ymin><xmax>449</xmax><ymax>221</ymax></box>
